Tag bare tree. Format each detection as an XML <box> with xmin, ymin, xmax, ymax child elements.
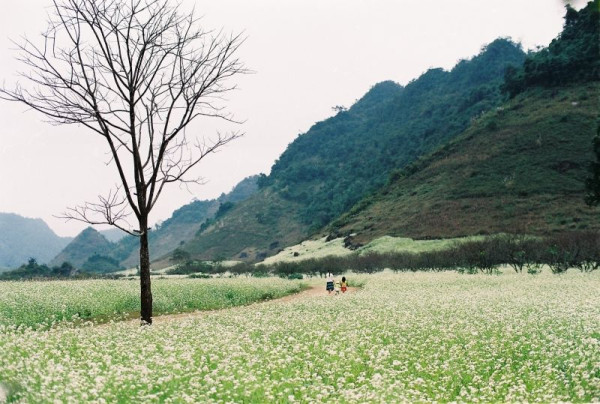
<box><xmin>1</xmin><ymin>0</ymin><xmax>246</xmax><ymax>324</ymax></box>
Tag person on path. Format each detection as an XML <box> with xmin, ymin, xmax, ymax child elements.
<box><xmin>341</xmin><ymin>276</ymin><xmax>348</xmax><ymax>293</ymax></box>
<box><xmin>326</xmin><ymin>272</ymin><xmax>335</xmax><ymax>294</ymax></box>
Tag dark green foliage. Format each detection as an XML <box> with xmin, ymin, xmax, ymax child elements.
<box><xmin>166</xmin><ymin>260</ymin><xmax>214</xmax><ymax>275</ymax></box>
<box><xmin>503</xmin><ymin>1</ymin><xmax>599</xmax><ymax>97</ymax></box>
<box><xmin>188</xmin><ymin>273</ymin><xmax>211</xmax><ymax>279</ymax></box>
<box><xmin>585</xmin><ymin>117</ymin><xmax>600</xmax><ymax>205</ymax></box>
<box><xmin>0</xmin><ymin>259</ymin><xmax>85</xmax><ymax>280</ymax></box>
<box><xmin>215</xmin><ymin>202</ymin><xmax>235</xmax><ymax>218</ymax></box>
<box><xmin>166</xmin><ymin>260</ymin><xmax>230</xmax><ymax>275</ymax></box>
<box><xmin>263</xmin><ymin>39</ymin><xmax>525</xmax><ymax>229</ymax></box>
<box><xmin>170</xmin><ymin>247</ymin><xmax>191</xmax><ymax>263</ymax></box>
<box><xmin>81</xmin><ymin>254</ymin><xmax>124</xmax><ymax>273</ymax></box>
<box><xmin>239</xmin><ymin>232</ymin><xmax>599</xmax><ymax>276</ymax></box>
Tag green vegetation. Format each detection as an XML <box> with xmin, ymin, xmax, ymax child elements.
<box><xmin>0</xmin><ymin>277</ymin><xmax>305</xmax><ymax>329</ymax></box>
<box><xmin>0</xmin><ymin>273</ymin><xmax>598</xmax><ymax>402</ymax></box>
<box><xmin>262</xmin><ymin>39</ymin><xmax>524</xmax><ymax>230</ymax></box>
<box><xmin>586</xmin><ymin>120</ymin><xmax>600</xmax><ymax>205</ymax></box>
<box><xmin>261</xmin><ymin>235</ymin><xmax>487</xmax><ymax>265</ymax></box>
<box><xmin>182</xmin><ymin>189</ymin><xmax>308</xmax><ymax>262</ymax></box>
<box><xmin>50</xmin><ymin>227</ymin><xmax>115</xmax><ymax>268</ymax></box>
<box><xmin>81</xmin><ymin>254</ymin><xmax>124</xmax><ymax>273</ymax></box>
<box><xmin>223</xmin><ymin>232</ymin><xmax>600</xmax><ymax>278</ymax></box>
<box><xmin>503</xmin><ymin>0</ymin><xmax>599</xmax><ymax>97</ymax></box>
<box><xmin>332</xmin><ymin>82</ymin><xmax>599</xmax><ymax>242</ymax></box>
<box><xmin>114</xmin><ymin>175</ymin><xmax>259</xmax><ymax>266</ymax></box>
<box><xmin>166</xmin><ymin>260</ymin><xmax>215</xmax><ymax>275</ymax></box>
<box><xmin>0</xmin><ymin>258</ymin><xmax>78</xmax><ymax>281</ymax></box>
<box><xmin>52</xmin><ymin>175</ymin><xmax>259</xmax><ymax>268</ymax></box>
<box><xmin>183</xmin><ymin>40</ymin><xmax>525</xmax><ymax>261</ymax></box>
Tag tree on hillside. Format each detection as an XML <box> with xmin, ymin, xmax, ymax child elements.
<box><xmin>0</xmin><ymin>0</ymin><xmax>246</xmax><ymax>324</ymax></box>
<box><xmin>502</xmin><ymin>0</ymin><xmax>600</xmax><ymax>98</ymax></box>
<box><xmin>585</xmin><ymin>119</ymin><xmax>600</xmax><ymax>206</ymax></box>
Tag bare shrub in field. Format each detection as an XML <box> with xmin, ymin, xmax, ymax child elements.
<box><xmin>352</xmin><ymin>253</ymin><xmax>387</xmax><ymax>274</ymax></box>
<box><xmin>452</xmin><ymin>239</ymin><xmax>503</xmax><ymax>274</ymax></box>
<box><xmin>543</xmin><ymin>231</ymin><xmax>600</xmax><ymax>274</ymax></box>
<box><xmin>570</xmin><ymin>231</ymin><xmax>600</xmax><ymax>272</ymax></box>
<box><xmin>500</xmin><ymin>234</ymin><xmax>545</xmax><ymax>273</ymax></box>
<box><xmin>227</xmin><ymin>232</ymin><xmax>600</xmax><ymax>277</ymax></box>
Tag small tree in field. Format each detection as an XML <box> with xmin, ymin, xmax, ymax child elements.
<box><xmin>1</xmin><ymin>0</ymin><xmax>246</xmax><ymax>324</ymax></box>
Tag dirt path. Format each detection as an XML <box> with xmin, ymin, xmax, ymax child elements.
<box><xmin>103</xmin><ymin>284</ymin><xmax>358</xmax><ymax>327</ymax></box>
<box><xmin>276</xmin><ymin>285</ymin><xmax>359</xmax><ymax>303</ymax></box>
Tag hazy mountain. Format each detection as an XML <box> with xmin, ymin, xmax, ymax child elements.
<box><xmin>0</xmin><ymin>213</ymin><xmax>72</xmax><ymax>269</ymax></box>
<box><xmin>99</xmin><ymin>228</ymin><xmax>127</xmax><ymax>243</ymax></box>
<box><xmin>52</xmin><ymin>175</ymin><xmax>259</xmax><ymax>269</ymax></box>
<box><xmin>50</xmin><ymin>227</ymin><xmax>114</xmax><ymax>268</ymax></box>
<box><xmin>116</xmin><ymin>175</ymin><xmax>260</xmax><ymax>266</ymax></box>
<box><xmin>181</xmin><ymin>38</ymin><xmax>526</xmax><ymax>261</ymax></box>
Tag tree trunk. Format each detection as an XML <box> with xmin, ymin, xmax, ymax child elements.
<box><xmin>139</xmin><ymin>223</ymin><xmax>153</xmax><ymax>325</ymax></box>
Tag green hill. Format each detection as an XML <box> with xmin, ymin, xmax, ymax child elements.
<box><xmin>331</xmin><ymin>82</ymin><xmax>599</xmax><ymax>244</ymax></box>
<box><xmin>0</xmin><ymin>213</ymin><xmax>72</xmax><ymax>268</ymax></box>
<box><xmin>181</xmin><ymin>39</ymin><xmax>526</xmax><ymax>261</ymax></box>
<box><xmin>52</xmin><ymin>176</ymin><xmax>259</xmax><ymax>268</ymax></box>
<box><xmin>50</xmin><ymin>227</ymin><xmax>114</xmax><ymax>268</ymax></box>
<box><xmin>117</xmin><ymin>175</ymin><xmax>259</xmax><ymax>266</ymax></box>
<box><xmin>180</xmin><ymin>188</ymin><xmax>309</xmax><ymax>262</ymax></box>
<box><xmin>330</xmin><ymin>0</ymin><xmax>600</xmax><ymax>245</ymax></box>
<box><xmin>262</xmin><ymin>38</ymin><xmax>525</xmax><ymax>230</ymax></box>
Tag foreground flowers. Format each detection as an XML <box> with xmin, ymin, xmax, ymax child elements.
<box><xmin>0</xmin><ymin>272</ymin><xmax>598</xmax><ymax>402</ymax></box>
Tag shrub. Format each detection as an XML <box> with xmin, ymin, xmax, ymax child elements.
<box><xmin>167</xmin><ymin>260</ymin><xmax>213</xmax><ymax>275</ymax></box>
<box><xmin>542</xmin><ymin>232</ymin><xmax>600</xmax><ymax>274</ymax></box>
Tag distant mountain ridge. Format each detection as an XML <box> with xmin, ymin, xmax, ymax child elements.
<box><xmin>51</xmin><ymin>175</ymin><xmax>259</xmax><ymax>269</ymax></box>
<box><xmin>0</xmin><ymin>213</ymin><xmax>72</xmax><ymax>269</ymax></box>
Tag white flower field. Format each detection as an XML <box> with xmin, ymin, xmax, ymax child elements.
<box><xmin>0</xmin><ymin>271</ymin><xmax>599</xmax><ymax>402</ymax></box>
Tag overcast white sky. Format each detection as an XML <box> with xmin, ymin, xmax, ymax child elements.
<box><xmin>0</xmin><ymin>0</ymin><xmax>586</xmax><ymax>237</ymax></box>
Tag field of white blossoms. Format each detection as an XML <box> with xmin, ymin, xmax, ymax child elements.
<box><xmin>0</xmin><ymin>278</ymin><xmax>305</xmax><ymax>329</ymax></box>
<box><xmin>0</xmin><ymin>271</ymin><xmax>599</xmax><ymax>402</ymax></box>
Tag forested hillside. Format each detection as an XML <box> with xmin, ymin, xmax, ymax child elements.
<box><xmin>181</xmin><ymin>39</ymin><xmax>526</xmax><ymax>261</ymax></box>
<box><xmin>50</xmin><ymin>227</ymin><xmax>114</xmax><ymax>268</ymax></box>
<box><xmin>503</xmin><ymin>0</ymin><xmax>599</xmax><ymax>97</ymax></box>
<box><xmin>261</xmin><ymin>38</ymin><xmax>525</xmax><ymax>229</ymax></box>
<box><xmin>331</xmin><ymin>82</ymin><xmax>599</xmax><ymax>244</ymax></box>
<box><xmin>331</xmin><ymin>1</ymin><xmax>599</xmax><ymax>245</ymax></box>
